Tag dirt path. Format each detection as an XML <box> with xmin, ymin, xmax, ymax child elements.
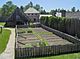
<box><xmin>0</xmin><ymin>28</ymin><xmax>15</xmax><ymax>59</ymax></box>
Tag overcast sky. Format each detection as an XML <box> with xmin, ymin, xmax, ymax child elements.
<box><xmin>0</xmin><ymin>0</ymin><xmax>80</xmax><ymax>11</ymax></box>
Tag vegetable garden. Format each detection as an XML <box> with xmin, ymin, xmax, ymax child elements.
<box><xmin>16</xmin><ymin>28</ymin><xmax>72</xmax><ymax>48</ymax></box>
<box><xmin>15</xmin><ymin>16</ymin><xmax>80</xmax><ymax>58</ymax></box>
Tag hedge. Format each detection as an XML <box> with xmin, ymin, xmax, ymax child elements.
<box><xmin>40</xmin><ymin>16</ymin><xmax>80</xmax><ymax>38</ymax></box>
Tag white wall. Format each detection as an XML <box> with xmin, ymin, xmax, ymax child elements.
<box><xmin>39</xmin><ymin>14</ymin><xmax>52</xmax><ymax>19</ymax></box>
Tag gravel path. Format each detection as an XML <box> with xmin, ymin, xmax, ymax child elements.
<box><xmin>0</xmin><ymin>28</ymin><xmax>15</xmax><ymax>59</ymax></box>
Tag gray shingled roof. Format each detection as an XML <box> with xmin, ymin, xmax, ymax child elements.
<box><xmin>24</xmin><ymin>7</ymin><xmax>40</xmax><ymax>13</ymax></box>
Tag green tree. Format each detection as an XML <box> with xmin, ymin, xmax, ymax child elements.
<box><xmin>1</xmin><ymin>4</ymin><xmax>8</xmax><ymax>16</ymax></box>
<box><xmin>34</xmin><ymin>4</ymin><xmax>40</xmax><ymax>11</ymax></box>
<box><xmin>29</xmin><ymin>1</ymin><xmax>33</xmax><ymax>7</ymax></box>
<box><xmin>41</xmin><ymin>10</ymin><xmax>46</xmax><ymax>14</ymax></box>
<box><xmin>77</xmin><ymin>9</ymin><xmax>79</xmax><ymax>12</ymax></box>
<box><xmin>71</xmin><ymin>7</ymin><xmax>76</xmax><ymax>12</ymax></box>
<box><xmin>24</xmin><ymin>2</ymin><xmax>44</xmax><ymax>13</ymax></box>
<box><xmin>34</xmin><ymin>4</ymin><xmax>44</xmax><ymax>13</ymax></box>
<box><xmin>0</xmin><ymin>8</ymin><xmax>1</xmax><ymax>13</ymax></box>
<box><xmin>67</xmin><ymin>10</ymin><xmax>70</xmax><ymax>12</ymax></box>
<box><xmin>1</xmin><ymin>1</ymin><xmax>16</xmax><ymax>17</ymax></box>
<box><xmin>50</xmin><ymin>10</ymin><xmax>56</xmax><ymax>16</ymax></box>
<box><xmin>24</xmin><ymin>1</ymin><xmax>33</xmax><ymax>11</ymax></box>
<box><xmin>50</xmin><ymin>9</ymin><xmax>58</xmax><ymax>16</ymax></box>
<box><xmin>20</xmin><ymin>6</ymin><xmax>24</xmax><ymax>12</ymax></box>
<box><xmin>60</xmin><ymin>9</ymin><xmax>66</xmax><ymax>17</ymax></box>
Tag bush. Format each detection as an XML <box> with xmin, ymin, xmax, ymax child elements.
<box><xmin>40</xmin><ymin>16</ymin><xmax>80</xmax><ymax>38</ymax></box>
<box><xmin>27</xmin><ymin>30</ymin><xmax>32</xmax><ymax>33</ymax></box>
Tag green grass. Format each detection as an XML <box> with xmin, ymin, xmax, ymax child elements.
<box><xmin>0</xmin><ymin>22</ymin><xmax>5</xmax><ymax>26</ymax></box>
<box><xmin>0</xmin><ymin>29</ymin><xmax>11</xmax><ymax>54</ymax></box>
<box><xmin>19</xmin><ymin>53</ymin><xmax>80</xmax><ymax>59</ymax></box>
<box><xmin>38</xmin><ymin>32</ymin><xmax>53</xmax><ymax>35</ymax></box>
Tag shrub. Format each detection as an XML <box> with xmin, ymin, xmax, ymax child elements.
<box><xmin>27</xmin><ymin>30</ymin><xmax>32</xmax><ymax>33</ymax></box>
<box><xmin>40</xmin><ymin>16</ymin><xmax>80</xmax><ymax>39</ymax></box>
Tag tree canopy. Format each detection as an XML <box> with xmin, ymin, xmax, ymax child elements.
<box><xmin>71</xmin><ymin>7</ymin><xmax>76</xmax><ymax>12</ymax></box>
<box><xmin>24</xmin><ymin>1</ymin><xmax>47</xmax><ymax>14</ymax></box>
<box><xmin>1</xmin><ymin>1</ymin><xmax>17</xmax><ymax>17</ymax></box>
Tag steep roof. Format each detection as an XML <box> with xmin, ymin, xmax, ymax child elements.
<box><xmin>7</xmin><ymin>7</ymin><xmax>29</xmax><ymax>22</ymax></box>
<box><xmin>24</xmin><ymin>7</ymin><xmax>40</xmax><ymax>13</ymax></box>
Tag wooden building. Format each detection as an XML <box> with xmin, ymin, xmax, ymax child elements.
<box><xmin>5</xmin><ymin>7</ymin><xmax>28</xmax><ymax>27</ymax></box>
<box><xmin>24</xmin><ymin>7</ymin><xmax>40</xmax><ymax>22</ymax></box>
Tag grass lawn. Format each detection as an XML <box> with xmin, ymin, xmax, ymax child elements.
<box><xmin>22</xmin><ymin>53</ymin><xmax>80</xmax><ymax>59</ymax></box>
<box><xmin>16</xmin><ymin>53</ymin><xmax>80</xmax><ymax>59</ymax></box>
<box><xmin>0</xmin><ymin>22</ymin><xmax>5</xmax><ymax>26</ymax></box>
<box><xmin>0</xmin><ymin>29</ymin><xmax>11</xmax><ymax>54</ymax></box>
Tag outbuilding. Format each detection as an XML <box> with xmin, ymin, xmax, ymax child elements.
<box><xmin>24</xmin><ymin>7</ymin><xmax>40</xmax><ymax>22</ymax></box>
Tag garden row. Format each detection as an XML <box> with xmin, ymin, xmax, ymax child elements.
<box><xmin>40</xmin><ymin>16</ymin><xmax>80</xmax><ymax>38</ymax></box>
<box><xmin>16</xmin><ymin>28</ymin><xmax>50</xmax><ymax>48</ymax></box>
<box><xmin>16</xmin><ymin>28</ymin><xmax>72</xmax><ymax>48</ymax></box>
<box><xmin>15</xmin><ymin>27</ymin><xmax>76</xmax><ymax>58</ymax></box>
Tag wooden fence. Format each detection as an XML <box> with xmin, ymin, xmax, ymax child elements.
<box><xmin>15</xmin><ymin>25</ymin><xmax>80</xmax><ymax>58</ymax></box>
<box><xmin>15</xmin><ymin>44</ymin><xmax>80</xmax><ymax>58</ymax></box>
<box><xmin>41</xmin><ymin>24</ymin><xmax>80</xmax><ymax>44</ymax></box>
<box><xmin>40</xmin><ymin>17</ymin><xmax>80</xmax><ymax>38</ymax></box>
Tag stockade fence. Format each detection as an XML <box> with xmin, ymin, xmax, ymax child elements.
<box><xmin>15</xmin><ymin>25</ymin><xmax>80</xmax><ymax>58</ymax></box>
<box><xmin>41</xmin><ymin>24</ymin><xmax>80</xmax><ymax>44</ymax></box>
<box><xmin>15</xmin><ymin>44</ymin><xmax>80</xmax><ymax>58</ymax></box>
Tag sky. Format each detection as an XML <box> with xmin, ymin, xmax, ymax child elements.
<box><xmin>0</xmin><ymin>0</ymin><xmax>80</xmax><ymax>11</ymax></box>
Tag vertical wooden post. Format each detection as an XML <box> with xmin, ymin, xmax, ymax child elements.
<box><xmin>0</xmin><ymin>26</ymin><xmax>3</xmax><ymax>33</ymax></box>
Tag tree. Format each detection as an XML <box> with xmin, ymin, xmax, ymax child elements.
<box><xmin>29</xmin><ymin>1</ymin><xmax>33</xmax><ymax>7</ymax></box>
<box><xmin>1</xmin><ymin>4</ymin><xmax>8</xmax><ymax>16</ymax></box>
<box><xmin>50</xmin><ymin>9</ymin><xmax>58</xmax><ymax>16</ymax></box>
<box><xmin>71</xmin><ymin>7</ymin><xmax>76</xmax><ymax>12</ymax></box>
<box><xmin>0</xmin><ymin>8</ymin><xmax>1</xmax><ymax>13</ymax></box>
<box><xmin>24</xmin><ymin>1</ymin><xmax>33</xmax><ymax>11</ymax></box>
<box><xmin>50</xmin><ymin>10</ymin><xmax>55</xmax><ymax>15</ymax></box>
<box><xmin>60</xmin><ymin>9</ymin><xmax>66</xmax><ymax>17</ymax></box>
<box><xmin>58</xmin><ymin>8</ymin><xmax>60</xmax><ymax>12</ymax></box>
<box><xmin>34</xmin><ymin>4</ymin><xmax>44</xmax><ymax>13</ymax></box>
<box><xmin>67</xmin><ymin>10</ymin><xmax>70</xmax><ymax>12</ymax></box>
<box><xmin>24</xmin><ymin>1</ymin><xmax>45</xmax><ymax>14</ymax></box>
<box><xmin>1</xmin><ymin>1</ymin><xmax>17</xmax><ymax>19</ymax></box>
<box><xmin>34</xmin><ymin>4</ymin><xmax>40</xmax><ymax>11</ymax></box>
<box><xmin>77</xmin><ymin>9</ymin><xmax>79</xmax><ymax>12</ymax></box>
<box><xmin>41</xmin><ymin>10</ymin><xmax>46</xmax><ymax>14</ymax></box>
<box><xmin>20</xmin><ymin>6</ymin><xmax>24</xmax><ymax>12</ymax></box>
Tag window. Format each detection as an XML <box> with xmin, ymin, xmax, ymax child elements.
<box><xmin>28</xmin><ymin>14</ymin><xmax>30</xmax><ymax>15</ymax></box>
<box><xmin>35</xmin><ymin>14</ymin><xmax>37</xmax><ymax>15</ymax></box>
<box><xmin>34</xmin><ymin>18</ymin><xmax>36</xmax><ymax>22</ymax></box>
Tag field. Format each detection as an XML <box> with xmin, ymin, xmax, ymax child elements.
<box><xmin>0</xmin><ymin>29</ymin><xmax>11</xmax><ymax>54</ymax></box>
<box><xmin>0</xmin><ymin>22</ymin><xmax>5</xmax><ymax>26</ymax></box>
<box><xmin>26</xmin><ymin>52</ymin><xmax>80</xmax><ymax>59</ymax></box>
<box><xmin>16</xmin><ymin>28</ymin><xmax>72</xmax><ymax>48</ymax></box>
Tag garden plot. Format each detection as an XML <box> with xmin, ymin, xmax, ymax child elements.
<box><xmin>16</xmin><ymin>31</ymin><xmax>41</xmax><ymax>48</ymax></box>
<box><xmin>16</xmin><ymin>28</ymin><xmax>73</xmax><ymax>48</ymax></box>
<box><xmin>32</xmin><ymin>28</ymin><xmax>73</xmax><ymax>46</ymax></box>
